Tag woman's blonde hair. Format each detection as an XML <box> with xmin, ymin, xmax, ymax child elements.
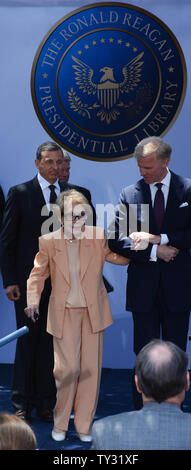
<box><xmin>0</xmin><ymin>413</ymin><xmax>37</xmax><ymax>450</ymax></box>
<box><xmin>57</xmin><ymin>189</ymin><xmax>90</xmax><ymax>216</ymax></box>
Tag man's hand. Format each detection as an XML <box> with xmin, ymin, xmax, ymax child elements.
<box><xmin>24</xmin><ymin>305</ymin><xmax>39</xmax><ymax>322</ymax></box>
<box><xmin>6</xmin><ymin>285</ymin><xmax>21</xmax><ymax>301</ymax></box>
<box><xmin>157</xmin><ymin>245</ymin><xmax>179</xmax><ymax>262</ymax></box>
<box><xmin>130</xmin><ymin>232</ymin><xmax>161</xmax><ymax>250</ymax></box>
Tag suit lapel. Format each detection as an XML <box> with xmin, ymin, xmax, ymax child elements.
<box><xmin>134</xmin><ymin>179</ymin><xmax>156</xmax><ymax>233</ymax></box>
<box><xmin>31</xmin><ymin>176</ymin><xmax>46</xmax><ymax>207</ymax></box>
<box><xmin>162</xmin><ymin>171</ymin><xmax>185</xmax><ymax>231</ymax></box>
<box><xmin>53</xmin><ymin>231</ymin><xmax>70</xmax><ymax>285</ymax></box>
<box><xmin>52</xmin><ymin>228</ymin><xmax>94</xmax><ymax>284</ymax></box>
<box><xmin>80</xmin><ymin>230</ymin><xmax>94</xmax><ymax>280</ymax></box>
<box><xmin>59</xmin><ymin>182</ymin><xmax>72</xmax><ymax>192</ymax></box>
<box><xmin>134</xmin><ymin>179</ymin><xmax>152</xmax><ymax>205</ymax></box>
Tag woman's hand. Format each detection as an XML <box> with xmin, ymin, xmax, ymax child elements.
<box><xmin>24</xmin><ymin>305</ymin><xmax>39</xmax><ymax>322</ymax></box>
<box><xmin>129</xmin><ymin>232</ymin><xmax>161</xmax><ymax>250</ymax></box>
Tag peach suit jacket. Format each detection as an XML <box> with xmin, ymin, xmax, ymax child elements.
<box><xmin>27</xmin><ymin>226</ymin><xmax>129</xmax><ymax>339</ymax></box>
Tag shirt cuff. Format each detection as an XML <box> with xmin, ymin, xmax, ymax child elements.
<box><xmin>150</xmin><ymin>244</ymin><xmax>158</xmax><ymax>262</ymax></box>
<box><xmin>160</xmin><ymin>234</ymin><xmax>169</xmax><ymax>245</ymax></box>
<box><xmin>149</xmin><ymin>234</ymin><xmax>169</xmax><ymax>262</ymax></box>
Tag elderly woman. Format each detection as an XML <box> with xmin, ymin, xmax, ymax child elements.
<box><xmin>25</xmin><ymin>190</ymin><xmax>129</xmax><ymax>442</ymax></box>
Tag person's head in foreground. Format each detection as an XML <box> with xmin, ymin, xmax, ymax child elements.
<box><xmin>0</xmin><ymin>413</ymin><xmax>37</xmax><ymax>450</ymax></box>
<box><xmin>135</xmin><ymin>339</ymin><xmax>189</xmax><ymax>406</ymax></box>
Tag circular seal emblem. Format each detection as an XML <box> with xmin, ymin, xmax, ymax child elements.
<box><xmin>31</xmin><ymin>2</ymin><xmax>187</xmax><ymax>161</ymax></box>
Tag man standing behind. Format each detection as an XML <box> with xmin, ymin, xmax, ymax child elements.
<box><xmin>58</xmin><ymin>150</ymin><xmax>70</xmax><ymax>185</ymax></box>
<box><xmin>109</xmin><ymin>136</ymin><xmax>191</xmax><ymax>356</ymax></box>
<box><xmin>0</xmin><ymin>141</ymin><xmax>64</xmax><ymax>421</ymax></box>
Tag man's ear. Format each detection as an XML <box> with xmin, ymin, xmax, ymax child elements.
<box><xmin>162</xmin><ymin>157</ymin><xmax>170</xmax><ymax>168</ymax></box>
<box><xmin>134</xmin><ymin>374</ymin><xmax>142</xmax><ymax>394</ymax></box>
<box><xmin>35</xmin><ymin>158</ymin><xmax>39</xmax><ymax>170</ymax></box>
<box><xmin>185</xmin><ymin>371</ymin><xmax>190</xmax><ymax>392</ymax></box>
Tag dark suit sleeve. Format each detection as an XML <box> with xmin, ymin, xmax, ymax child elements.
<box><xmin>0</xmin><ymin>186</ymin><xmax>20</xmax><ymax>286</ymax></box>
<box><xmin>166</xmin><ymin>187</ymin><xmax>191</xmax><ymax>250</ymax></box>
<box><xmin>167</xmin><ymin>227</ymin><xmax>191</xmax><ymax>250</ymax></box>
<box><xmin>0</xmin><ymin>186</ymin><xmax>5</xmax><ymax>229</ymax></box>
<box><xmin>108</xmin><ymin>188</ymin><xmax>152</xmax><ymax>262</ymax></box>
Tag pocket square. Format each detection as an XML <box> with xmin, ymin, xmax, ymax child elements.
<box><xmin>179</xmin><ymin>201</ymin><xmax>189</xmax><ymax>208</ymax></box>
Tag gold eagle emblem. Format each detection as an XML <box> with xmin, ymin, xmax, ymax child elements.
<box><xmin>68</xmin><ymin>52</ymin><xmax>145</xmax><ymax>124</ymax></box>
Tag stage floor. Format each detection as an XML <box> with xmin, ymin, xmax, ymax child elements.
<box><xmin>1</xmin><ymin>364</ymin><xmax>191</xmax><ymax>450</ymax></box>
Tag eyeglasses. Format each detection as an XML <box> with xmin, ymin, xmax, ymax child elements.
<box><xmin>62</xmin><ymin>210</ymin><xmax>86</xmax><ymax>223</ymax></box>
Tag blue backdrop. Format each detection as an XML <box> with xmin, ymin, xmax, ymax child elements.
<box><xmin>0</xmin><ymin>0</ymin><xmax>191</xmax><ymax>367</ymax></box>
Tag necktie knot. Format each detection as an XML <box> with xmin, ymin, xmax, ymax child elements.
<box><xmin>155</xmin><ymin>182</ymin><xmax>163</xmax><ymax>190</ymax></box>
<box><xmin>49</xmin><ymin>184</ymin><xmax>57</xmax><ymax>204</ymax></box>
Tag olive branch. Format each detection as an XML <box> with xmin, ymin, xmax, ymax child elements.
<box><xmin>67</xmin><ymin>88</ymin><xmax>98</xmax><ymax>119</ymax></box>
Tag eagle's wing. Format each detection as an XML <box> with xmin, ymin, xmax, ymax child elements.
<box><xmin>119</xmin><ymin>52</ymin><xmax>144</xmax><ymax>93</ymax></box>
<box><xmin>72</xmin><ymin>56</ymin><xmax>97</xmax><ymax>95</ymax></box>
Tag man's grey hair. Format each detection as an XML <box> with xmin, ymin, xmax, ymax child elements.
<box><xmin>134</xmin><ymin>136</ymin><xmax>172</xmax><ymax>162</ymax></box>
<box><xmin>62</xmin><ymin>151</ymin><xmax>71</xmax><ymax>163</ymax></box>
<box><xmin>36</xmin><ymin>141</ymin><xmax>63</xmax><ymax>161</ymax></box>
<box><xmin>135</xmin><ymin>339</ymin><xmax>188</xmax><ymax>403</ymax></box>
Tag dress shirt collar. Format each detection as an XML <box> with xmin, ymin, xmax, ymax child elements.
<box><xmin>37</xmin><ymin>172</ymin><xmax>60</xmax><ymax>191</ymax></box>
<box><xmin>149</xmin><ymin>167</ymin><xmax>171</xmax><ymax>191</ymax></box>
<box><xmin>143</xmin><ymin>401</ymin><xmax>181</xmax><ymax>413</ymax></box>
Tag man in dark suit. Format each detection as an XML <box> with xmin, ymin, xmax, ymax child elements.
<box><xmin>0</xmin><ymin>141</ymin><xmax>64</xmax><ymax>421</ymax></box>
<box><xmin>108</xmin><ymin>136</ymin><xmax>191</xmax><ymax>369</ymax></box>
<box><xmin>0</xmin><ymin>185</ymin><xmax>5</xmax><ymax>229</ymax></box>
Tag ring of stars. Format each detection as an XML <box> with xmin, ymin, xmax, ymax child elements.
<box><xmin>42</xmin><ymin>37</ymin><xmax>139</xmax><ymax>79</ymax></box>
<box><xmin>77</xmin><ymin>37</ymin><xmax>138</xmax><ymax>56</ymax></box>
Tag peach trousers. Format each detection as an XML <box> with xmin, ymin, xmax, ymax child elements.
<box><xmin>53</xmin><ymin>307</ymin><xmax>104</xmax><ymax>434</ymax></box>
